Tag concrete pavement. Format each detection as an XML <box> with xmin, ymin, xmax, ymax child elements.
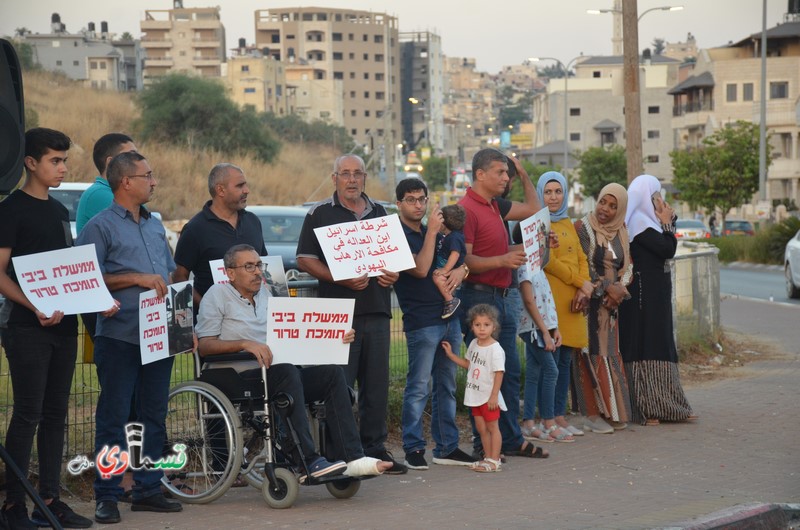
<box><xmin>63</xmin><ymin>298</ymin><xmax>800</xmax><ymax>529</ymax></box>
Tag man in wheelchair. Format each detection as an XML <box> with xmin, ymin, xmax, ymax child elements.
<box><xmin>195</xmin><ymin>244</ymin><xmax>391</xmax><ymax>481</ymax></box>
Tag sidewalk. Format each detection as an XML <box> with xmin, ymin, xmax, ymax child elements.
<box><xmin>64</xmin><ymin>298</ymin><xmax>800</xmax><ymax>529</ymax></box>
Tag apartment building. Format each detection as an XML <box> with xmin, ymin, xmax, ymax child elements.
<box><xmin>285</xmin><ymin>62</ymin><xmax>344</xmax><ymax>126</ymax></box>
<box><xmin>531</xmin><ymin>55</ymin><xmax>680</xmax><ymax>181</ymax></box>
<box><xmin>400</xmin><ymin>31</ymin><xmax>445</xmax><ymax>156</ymax></box>
<box><xmin>227</xmin><ymin>43</ymin><xmax>291</xmax><ymax>115</ymax></box>
<box><xmin>140</xmin><ymin>4</ymin><xmax>226</xmax><ymax>84</ymax></box>
<box><xmin>254</xmin><ymin>7</ymin><xmax>400</xmax><ymax>159</ymax></box>
<box><xmin>442</xmin><ymin>57</ymin><xmax>495</xmax><ymax>164</ymax></box>
<box><xmin>669</xmin><ymin>20</ymin><xmax>800</xmax><ymax>203</ymax></box>
<box><xmin>23</xmin><ymin>14</ymin><xmax>138</xmax><ymax>91</ymax></box>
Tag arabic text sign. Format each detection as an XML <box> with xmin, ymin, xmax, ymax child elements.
<box><xmin>139</xmin><ymin>281</ymin><xmax>194</xmax><ymax>365</ymax></box>
<box><xmin>209</xmin><ymin>255</ymin><xmax>289</xmax><ymax>297</ymax></box>
<box><xmin>266</xmin><ymin>297</ymin><xmax>354</xmax><ymax>365</ymax></box>
<box><xmin>313</xmin><ymin>214</ymin><xmax>415</xmax><ymax>281</ymax></box>
<box><xmin>519</xmin><ymin>209</ymin><xmax>551</xmax><ymax>276</ymax></box>
<box><xmin>11</xmin><ymin>244</ymin><xmax>114</xmax><ymax>316</ymax></box>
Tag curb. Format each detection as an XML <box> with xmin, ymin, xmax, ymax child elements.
<box><xmin>659</xmin><ymin>502</ymin><xmax>797</xmax><ymax>530</ymax></box>
<box><xmin>725</xmin><ymin>261</ymin><xmax>783</xmax><ymax>272</ymax></box>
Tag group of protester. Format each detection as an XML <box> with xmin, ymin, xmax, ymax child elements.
<box><xmin>0</xmin><ymin>129</ymin><xmax>695</xmax><ymax>528</ymax></box>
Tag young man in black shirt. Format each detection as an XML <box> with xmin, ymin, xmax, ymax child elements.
<box><xmin>0</xmin><ymin>128</ymin><xmax>93</xmax><ymax>528</ymax></box>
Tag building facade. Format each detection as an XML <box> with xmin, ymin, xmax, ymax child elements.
<box><xmin>400</xmin><ymin>31</ymin><xmax>444</xmax><ymax>156</ymax></box>
<box><xmin>140</xmin><ymin>5</ymin><xmax>226</xmax><ymax>84</ymax></box>
<box><xmin>441</xmin><ymin>57</ymin><xmax>495</xmax><ymax>165</ymax></box>
<box><xmin>227</xmin><ymin>44</ymin><xmax>291</xmax><ymax>115</ymax></box>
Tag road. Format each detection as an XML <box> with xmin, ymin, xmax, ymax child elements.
<box><xmin>720</xmin><ymin>265</ymin><xmax>800</xmax><ymax>306</ymax></box>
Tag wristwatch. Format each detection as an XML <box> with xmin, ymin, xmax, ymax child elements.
<box><xmin>462</xmin><ymin>264</ymin><xmax>470</xmax><ymax>279</ymax></box>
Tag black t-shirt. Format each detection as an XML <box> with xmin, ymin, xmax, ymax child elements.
<box><xmin>296</xmin><ymin>193</ymin><xmax>391</xmax><ymax>317</ymax></box>
<box><xmin>0</xmin><ymin>190</ymin><xmax>78</xmax><ymax>334</ymax></box>
<box><xmin>174</xmin><ymin>201</ymin><xmax>268</xmax><ymax>296</ymax></box>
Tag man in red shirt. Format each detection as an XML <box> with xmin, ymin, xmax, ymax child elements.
<box><xmin>458</xmin><ymin>148</ymin><xmax>549</xmax><ymax>459</ymax></box>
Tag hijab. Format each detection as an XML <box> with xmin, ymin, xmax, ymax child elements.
<box><xmin>626</xmin><ymin>174</ymin><xmax>663</xmax><ymax>241</ymax></box>
<box><xmin>588</xmin><ymin>182</ymin><xmax>631</xmax><ymax>277</ymax></box>
<box><xmin>536</xmin><ymin>171</ymin><xmax>569</xmax><ymax>222</ymax></box>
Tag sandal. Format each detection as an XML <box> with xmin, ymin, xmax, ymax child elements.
<box><xmin>545</xmin><ymin>426</ymin><xmax>575</xmax><ymax>443</ymax></box>
<box><xmin>472</xmin><ymin>459</ymin><xmax>501</xmax><ymax>473</ymax></box>
<box><xmin>645</xmin><ymin>419</ymin><xmax>660</xmax><ymax>426</ymax></box>
<box><xmin>521</xmin><ymin>424</ymin><xmax>554</xmax><ymax>443</ymax></box>
<box><xmin>507</xmin><ymin>441</ymin><xmax>549</xmax><ymax>459</ymax></box>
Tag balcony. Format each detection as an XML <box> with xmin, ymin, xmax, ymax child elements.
<box><xmin>672</xmin><ymin>100</ymin><xmax>714</xmax><ymax>117</ymax></box>
<box><xmin>192</xmin><ymin>56</ymin><xmax>222</xmax><ymax>66</ymax></box>
<box><xmin>144</xmin><ymin>57</ymin><xmax>174</xmax><ymax>67</ymax></box>
<box><xmin>192</xmin><ymin>39</ymin><xmax>221</xmax><ymax>48</ymax></box>
<box><xmin>768</xmin><ymin>157</ymin><xmax>800</xmax><ymax>180</ymax></box>
<box><xmin>141</xmin><ymin>20</ymin><xmax>172</xmax><ymax>30</ymax></box>
<box><xmin>753</xmin><ymin>99</ymin><xmax>798</xmax><ymax>127</ymax></box>
<box><xmin>141</xmin><ymin>38</ymin><xmax>172</xmax><ymax>48</ymax></box>
<box><xmin>189</xmin><ymin>19</ymin><xmax>221</xmax><ymax>30</ymax></box>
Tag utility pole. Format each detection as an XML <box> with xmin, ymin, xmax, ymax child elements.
<box><xmin>622</xmin><ymin>0</ymin><xmax>643</xmax><ymax>183</ymax></box>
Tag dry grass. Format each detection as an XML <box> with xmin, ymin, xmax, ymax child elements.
<box><xmin>23</xmin><ymin>71</ymin><xmax>392</xmax><ymax>220</ymax></box>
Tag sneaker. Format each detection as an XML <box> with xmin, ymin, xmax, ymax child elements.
<box><xmin>31</xmin><ymin>499</ymin><xmax>93</xmax><ymax>529</ymax></box>
<box><xmin>583</xmin><ymin>417</ymin><xmax>614</xmax><ymax>434</ymax></box>
<box><xmin>370</xmin><ymin>449</ymin><xmax>408</xmax><ymax>475</ymax></box>
<box><xmin>299</xmin><ymin>456</ymin><xmax>347</xmax><ymax>483</ymax></box>
<box><xmin>564</xmin><ymin>424</ymin><xmax>585</xmax><ymax>436</ymax></box>
<box><xmin>403</xmin><ymin>450</ymin><xmax>428</xmax><ymax>470</ymax></box>
<box><xmin>1</xmin><ymin>503</ymin><xmax>35</xmax><ymax>529</ymax></box>
<box><xmin>432</xmin><ymin>447</ymin><xmax>479</xmax><ymax>466</ymax></box>
<box><xmin>442</xmin><ymin>297</ymin><xmax>461</xmax><ymax>319</ymax></box>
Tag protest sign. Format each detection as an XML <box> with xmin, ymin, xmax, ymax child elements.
<box><xmin>210</xmin><ymin>255</ymin><xmax>288</xmax><ymax>296</ymax></box>
<box><xmin>519</xmin><ymin>209</ymin><xmax>551</xmax><ymax>276</ymax></box>
<box><xmin>11</xmin><ymin>244</ymin><xmax>114</xmax><ymax>316</ymax></box>
<box><xmin>313</xmin><ymin>214</ymin><xmax>415</xmax><ymax>281</ymax></box>
<box><xmin>266</xmin><ymin>297</ymin><xmax>355</xmax><ymax>365</ymax></box>
<box><xmin>139</xmin><ymin>281</ymin><xmax>194</xmax><ymax>365</ymax></box>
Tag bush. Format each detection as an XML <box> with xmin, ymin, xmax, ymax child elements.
<box><xmin>710</xmin><ymin>217</ymin><xmax>800</xmax><ymax>264</ymax></box>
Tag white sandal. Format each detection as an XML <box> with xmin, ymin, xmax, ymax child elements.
<box><xmin>473</xmin><ymin>458</ymin><xmax>501</xmax><ymax>473</ymax></box>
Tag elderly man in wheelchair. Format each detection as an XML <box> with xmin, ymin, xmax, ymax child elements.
<box><xmin>167</xmin><ymin>243</ymin><xmax>390</xmax><ymax>507</ymax></box>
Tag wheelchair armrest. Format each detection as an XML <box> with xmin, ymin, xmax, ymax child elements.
<box><xmin>201</xmin><ymin>350</ymin><xmax>259</xmax><ymax>364</ymax></box>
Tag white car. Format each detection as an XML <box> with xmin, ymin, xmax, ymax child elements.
<box><xmin>785</xmin><ymin>228</ymin><xmax>800</xmax><ymax>299</ymax></box>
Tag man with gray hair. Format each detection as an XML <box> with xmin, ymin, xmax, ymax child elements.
<box><xmin>173</xmin><ymin>163</ymin><xmax>267</xmax><ymax>306</ymax></box>
<box><xmin>296</xmin><ymin>154</ymin><xmax>406</xmax><ymax>474</ymax></box>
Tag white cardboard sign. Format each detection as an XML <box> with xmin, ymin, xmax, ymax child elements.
<box><xmin>519</xmin><ymin>209</ymin><xmax>551</xmax><ymax>276</ymax></box>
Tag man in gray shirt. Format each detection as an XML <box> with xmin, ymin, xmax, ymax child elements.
<box><xmin>76</xmin><ymin>151</ymin><xmax>182</xmax><ymax>524</ymax></box>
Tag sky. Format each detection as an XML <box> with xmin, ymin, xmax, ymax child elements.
<box><xmin>0</xmin><ymin>0</ymin><xmax>790</xmax><ymax>73</ymax></box>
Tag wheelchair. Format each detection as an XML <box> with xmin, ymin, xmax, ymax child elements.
<box><xmin>160</xmin><ymin>351</ymin><xmax>362</xmax><ymax>509</ymax></box>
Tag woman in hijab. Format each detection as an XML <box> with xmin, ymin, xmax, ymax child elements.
<box><xmin>573</xmin><ymin>183</ymin><xmax>634</xmax><ymax>434</ymax></box>
<box><xmin>525</xmin><ymin>171</ymin><xmax>592</xmax><ymax>440</ymax></box>
<box><xmin>619</xmin><ymin>174</ymin><xmax>695</xmax><ymax>426</ymax></box>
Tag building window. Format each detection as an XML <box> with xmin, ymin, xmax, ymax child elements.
<box><xmin>726</xmin><ymin>83</ymin><xmax>737</xmax><ymax>102</ymax></box>
<box><xmin>743</xmin><ymin>83</ymin><xmax>754</xmax><ymax>101</ymax></box>
<box><xmin>375</xmin><ymin>73</ymin><xmax>384</xmax><ymax>81</ymax></box>
<box><xmin>90</xmin><ymin>61</ymin><xmax>98</xmax><ymax>69</ymax></box>
<box><xmin>333</xmin><ymin>71</ymin><xmax>343</xmax><ymax>79</ymax></box>
<box><xmin>364</xmin><ymin>72</ymin><xmax>369</xmax><ymax>80</ymax></box>
<box><xmin>569</xmin><ymin>107</ymin><xmax>580</xmax><ymax>116</ymax></box>
<box><xmin>286</xmin><ymin>34</ymin><xmax>294</xmax><ymax>40</ymax></box>
<box><xmin>349</xmin><ymin>72</ymin><xmax>355</xmax><ymax>79</ymax></box>
<box><xmin>600</xmin><ymin>131</ymin><xmax>616</xmax><ymax>145</ymax></box>
<box><xmin>569</xmin><ymin>132</ymin><xmax>580</xmax><ymax>141</ymax></box>
<box><xmin>770</xmin><ymin>81</ymin><xmax>788</xmax><ymax>99</ymax></box>
<box><xmin>351</xmin><ymin>110</ymin><xmax>356</xmax><ymax>117</ymax></box>
<box><xmin>376</xmin><ymin>91</ymin><xmax>385</xmax><ymax>100</ymax></box>
<box><xmin>377</xmin><ymin>110</ymin><xmax>384</xmax><ymax>118</ymax></box>
<box><xmin>351</xmin><ymin>129</ymin><xmax>357</xmax><ymax>135</ymax></box>
<box><xmin>363</xmin><ymin>53</ymin><xmax>369</xmax><ymax>60</ymax></box>
<box><xmin>646</xmin><ymin>155</ymin><xmax>659</xmax><ymax>163</ymax></box>
<box><xmin>374</xmin><ymin>35</ymin><xmax>383</xmax><ymax>44</ymax></box>
<box><xmin>647</xmin><ymin>105</ymin><xmax>660</xmax><ymax>114</ymax></box>
<box><xmin>647</xmin><ymin>130</ymin><xmax>660</xmax><ymax>139</ymax></box>
<box><xmin>332</xmin><ymin>32</ymin><xmax>342</xmax><ymax>41</ymax></box>
<box><xmin>349</xmin><ymin>52</ymin><xmax>355</xmax><ymax>59</ymax></box>
<box><xmin>377</xmin><ymin>129</ymin><xmax>384</xmax><ymax>136</ymax></box>
<box><xmin>348</xmin><ymin>33</ymin><xmax>354</xmax><ymax>41</ymax></box>
<box><xmin>241</xmin><ymin>65</ymin><xmax>249</xmax><ymax>72</ymax></box>
<box><xmin>375</xmin><ymin>54</ymin><xmax>384</xmax><ymax>62</ymax></box>
<box><xmin>73</xmin><ymin>60</ymin><xmax>79</xmax><ymax>66</ymax></box>
<box><xmin>56</xmin><ymin>60</ymin><xmax>62</xmax><ymax>66</ymax></box>
<box><xmin>365</xmin><ymin>110</ymin><xmax>370</xmax><ymax>117</ymax></box>
<box><xmin>350</xmin><ymin>90</ymin><xmax>356</xmax><ymax>98</ymax></box>
<box><xmin>593</xmin><ymin>71</ymin><xmax>601</xmax><ymax>78</ymax></box>
<box><xmin>363</xmin><ymin>34</ymin><xmax>368</xmax><ymax>42</ymax></box>
<box><xmin>244</xmin><ymin>88</ymin><xmax>256</xmax><ymax>93</ymax></box>
<box><xmin>364</xmin><ymin>91</ymin><xmax>370</xmax><ymax>98</ymax></box>
<box><xmin>333</xmin><ymin>52</ymin><xmax>343</xmax><ymax>60</ymax></box>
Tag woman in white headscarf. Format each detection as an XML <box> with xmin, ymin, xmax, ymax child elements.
<box><xmin>619</xmin><ymin>174</ymin><xmax>695</xmax><ymax>426</ymax></box>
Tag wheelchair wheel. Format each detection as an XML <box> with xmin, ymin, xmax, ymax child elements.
<box><xmin>326</xmin><ymin>478</ymin><xmax>361</xmax><ymax>499</ymax></box>
<box><xmin>261</xmin><ymin>467</ymin><xmax>298</xmax><ymax>509</ymax></box>
<box><xmin>161</xmin><ymin>381</ymin><xmax>243</xmax><ymax>504</ymax></box>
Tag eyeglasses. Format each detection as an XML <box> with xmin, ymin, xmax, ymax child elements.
<box><xmin>335</xmin><ymin>170</ymin><xmax>366</xmax><ymax>180</ymax></box>
<box><xmin>127</xmin><ymin>172</ymin><xmax>155</xmax><ymax>181</ymax></box>
<box><xmin>228</xmin><ymin>262</ymin><xmax>266</xmax><ymax>274</ymax></box>
<box><xmin>401</xmin><ymin>196</ymin><xmax>429</xmax><ymax>206</ymax></box>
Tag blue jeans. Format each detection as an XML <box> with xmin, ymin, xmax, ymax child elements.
<box><xmin>93</xmin><ymin>337</ymin><xmax>174</xmax><ymax>502</ymax></box>
<box><xmin>2</xmin><ymin>326</ymin><xmax>77</xmax><ymax>504</ymax></box>
<box><xmin>343</xmin><ymin>314</ymin><xmax>390</xmax><ymax>456</ymax></box>
<box><xmin>553</xmin><ymin>347</ymin><xmax>573</xmax><ymax>417</ymax></box>
<box><xmin>461</xmin><ymin>286</ymin><xmax>524</xmax><ymax>453</ymax></box>
<box><xmin>401</xmin><ymin>320</ymin><xmax>461</xmax><ymax>458</ymax></box>
<box><xmin>521</xmin><ymin>332</ymin><xmax>559</xmax><ymax>420</ymax></box>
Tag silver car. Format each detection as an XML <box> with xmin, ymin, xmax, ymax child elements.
<box><xmin>785</xmin><ymin>228</ymin><xmax>800</xmax><ymax>299</ymax></box>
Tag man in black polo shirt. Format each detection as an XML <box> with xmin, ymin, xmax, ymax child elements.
<box><xmin>173</xmin><ymin>163</ymin><xmax>267</xmax><ymax>305</ymax></box>
<box><xmin>296</xmin><ymin>154</ymin><xmax>406</xmax><ymax>474</ymax></box>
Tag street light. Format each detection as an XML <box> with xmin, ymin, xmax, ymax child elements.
<box><xmin>408</xmin><ymin>97</ymin><xmax>429</xmax><ymax>148</ymax></box>
<box><xmin>527</xmin><ymin>56</ymin><xmax>582</xmax><ymax>177</ymax></box>
<box><xmin>586</xmin><ymin>5</ymin><xmax>683</xmax><ymax>21</ymax></box>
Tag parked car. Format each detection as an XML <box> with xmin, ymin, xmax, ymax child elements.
<box><xmin>722</xmin><ymin>219</ymin><xmax>755</xmax><ymax>236</ymax></box>
<box><xmin>784</xmin><ymin>228</ymin><xmax>800</xmax><ymax>299</ymax></box>
<box><xmin>675</xmin><ymin>219</ymin><xmax>710</xmax><ymax>239</ymax></box>
<box><xmin>248</xmin><ymin>205</ymin><xmax>309</xmax><ymax>278</ymax></box>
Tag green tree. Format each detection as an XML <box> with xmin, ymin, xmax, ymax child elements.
<box><xmin>422</xmin><ymin>156</ymin><xmax>449</xmax><ymax>190</ymax></box>
<box><xmin>137</xmin><ymin>74</ymin><xmax>280</xmax><ymax>162</ymax></box>
<box><xmin>576</xmin><ymin>145</ymin><xmax>627</xmax><ymax>199</ymax></box>
<box><xmin>536</xmin><ymin>64</ymin><xmax>572</xmax><ymax>79</ymax></box>
<box><xmin>260</xmin><ymin>112</ymin><xmax>354</xmax><ymax>151</ymax></box>
<box><xmin>9</xmin><ymin>40</ymin><xmax>37</xmax><ymax>71</ymax></box>
<box><xmin>671</xmin><ymin>121</ymin><xmax>769</xmax><ymax>225</ymax></box>
<box><xmin>652</xmin><ymin>38</ymin><xmax>666</xmax><ymax>55</ymax></box>
<box><xmin>505</xmin><ymin>160</ymin><xmax>560</xmax><ymax>202</ymax></box>
<box><xmin>119</xmin><ymin>32</ymin><xmax>134</xmax><ymax>41</ymax></box>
